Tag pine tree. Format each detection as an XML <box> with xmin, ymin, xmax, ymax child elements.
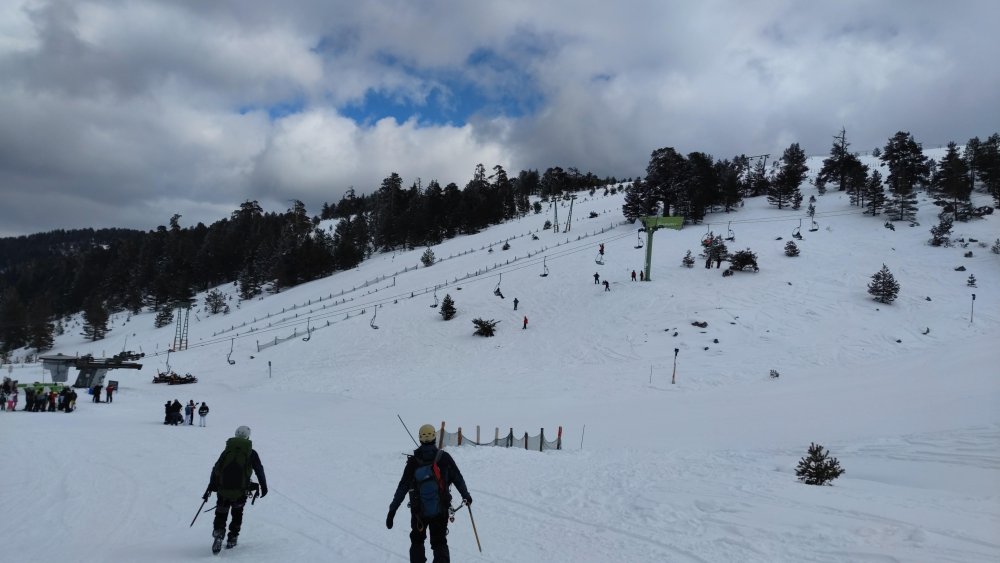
<box><xmin>439</xmin><ymin>294</ymin><xmax>456</xmax><ymax>320</ymax></box>
<box><xmin>784</xmin><ymin>241</ymin><xmax>800</xmax><ymax>257</ymax></box>
<box><xmin>863</xmin><ymin>170</ymin><xmax>886</xmax><ymax>216</ymax></box>
<box><xmin>880</xmin><ymin>131</ymin><xmax>929</xmax><ymax>222</ymax></box>
<box><xmin>768</xmin><ymin>143</ymin><xmax>808</xmax><ymax>210</ymax></box>
<box><xmin>681</xmin><ymin>250</ymin><xmax>695</xmax><ymax>268</ymax></box>
<box><xmin>81</xmin><ymin>298</ymin><xmax>110</xmax><ymax>341</ymax></box>
<box><xmin>421</xmin><ymin>247</ymin><xmax>436</xmax><ymax>267</ymax></box>
<box><xmin>931</xmin><ymin>142</ymin><xmax>972</xmax><ymax>222</ymax></box>
<box><xmin>154</xmin><ymin>306</ymin><xmax>174</xmax><ymax>329</ymax></box>
<box><xmin>729</xmin><ymin>249</ymin><xmax>759</xmax><ymax>272</ymax></box>
<box><xmin>867</xmin><ymin>264</ymin><xmax>900</xmax><ymax>304</ymax></box>
<box><xmin>204</xmin><ymin>289</ymin><xmax>227</xmax><ymax>314</ymax></box>
<box><xmin>967</xmin><ymin>274</ymin><xmax>977</xmax><ymax>287</ymax></box>
<box><xmin>472</xmin><ymin>318</ymin><xmax>499</xmax><ymax>337</ymax></box>
<box><xmin>929</xmin><ymin>218</ymin><xmax>953</xmax><ymax>247</ymax></box>
<box><xmin>795</xmin><ymin>442</ymin><xmax>845</xmax><ymax>485</ymax></box>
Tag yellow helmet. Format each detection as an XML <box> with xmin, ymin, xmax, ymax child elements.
<box><xmin>418</xmin><ymin>424</ymin><xmax>436</xmax><ymax>444</ymax></box>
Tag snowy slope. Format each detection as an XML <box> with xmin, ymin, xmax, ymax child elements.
<box><xmin>4</xmin><ymin>150</ymin><xmax>999</xmax><ymax>563</ymax></box>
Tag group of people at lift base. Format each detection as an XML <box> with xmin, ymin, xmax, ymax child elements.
<box><xmin>2</xmin><ymin>377</ymin><xmax>83</xmax><ymax>412</ymax></box>
<box><xmin>199</xmin><ymin>422</ymin><xmax>473</xmax><ymax>561</ymax></box>
<box><xmin>164</xmin><ymin>398</ymin><xmax>210</xmax><ymax>426</ymax></box>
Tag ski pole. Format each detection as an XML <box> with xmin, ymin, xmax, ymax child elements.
<box><xmin>397</xmin><ymin>414</ymin><xmax>418</xmax><ymax>446</ymax></box>
<box><xmin>190</xmin><ymin>497</ymin><xmax>208</xmax><ymax>527</ymax></box>
<box><xmin>467</xmin><ymin>504</ymin><xmax>482</xmax><ymax>553</ymax></box>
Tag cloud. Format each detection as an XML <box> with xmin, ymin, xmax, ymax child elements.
<box><xmin>1</xmin><ymin>0</ymin><xmax>998</xmax><ymax>236</ymax></box>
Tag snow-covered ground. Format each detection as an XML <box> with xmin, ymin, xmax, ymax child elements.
<box><xmin>4</xmin><ymin>150</ymin><xmax>999</xmax><ymax>562</ymax></box>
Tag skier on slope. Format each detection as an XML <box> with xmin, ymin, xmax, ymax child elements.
<box><xmin>203</xmin><ymin>425</ymin><xmax>268</xmax><ymax>553</ymax></box>
<box><xmin>387</xmin><ymin>424</ymin><xmax>472</xmax><ymax>563</ymax></box>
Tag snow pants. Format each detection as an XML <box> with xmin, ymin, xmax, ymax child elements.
<box><xmin>409</xmin><ymin>513</ymin><xmax>450</xmax><ymax>563</ymax></box>
<box><xmin>213</xmin><ymin>496</ymin><xmax>247</xmax><ymax>541</ymax></box>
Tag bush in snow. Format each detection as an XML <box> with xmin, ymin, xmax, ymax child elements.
<box><xmin>784</xmin><ymin>241</ymin><xmax>800</xmax><ymax>257</ymax></box>
<box><xmin>729</xmin><ymin>249</ymin><xmax>759</xmax><ymax>272</ymax></box>
<box><xmin>929</xmin><ymin>217</ymin><xmax>953</xmax><ymax>247</ymax></box>
<box><xmin>795</xmin><ymin>442</ymin><xmax>845</xmax><ymax>486</ymax></box>
<box><xmin>472</xmin><ymin>318</ymin><xmax>499</xmax><ymax>337</ymax></box>
<box><xmin>867</xmin><ymin>264</ymin><xmax>900</xmax><ymax>304</ymax></box>
<box><xmin>681</xmin><ymin>250</ymin><xmax>695</xmax><ymax>268</ymax></box>
<box><xmin>992</xmin><ymin>239</ymin><xmax>1000</xmax><ymax>254</ymax></box>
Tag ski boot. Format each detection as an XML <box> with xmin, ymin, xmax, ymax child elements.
<box><xmin>212</xmin><ymin>529</ymin><xmax>225</xmax><ymax>555</ymax></box>
<box><xmin>226</xmin><ymin>535</ymin><xmax>238</xmax><ymax>549</ymax></box>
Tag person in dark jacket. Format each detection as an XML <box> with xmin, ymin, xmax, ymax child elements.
<box><xmin>198</xmin><ymin>402</ymin><xmax>209</xmax><ymax>427</ymax></box>
<box><xmin>386</xmin><ymin>424</ymin><xmax>472</xmax><ymax>563</ymax></box>
<box><xmin>164</xmin><ymin>401</ymin><xmax>171</xmax><ymax>424</ymax></box>
<box><xmin>171</xmin><ymin>399</ymin><xmax>183</xmax><ymax>425</ymax></box>
<box><xmin>203</xmin><ymin>425</ymin><xmax>268</xmax><ymax>552</ymax></box>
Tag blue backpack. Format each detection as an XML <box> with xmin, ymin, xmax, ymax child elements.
<box><xmin>412</xmin><ymin>450</ymin><xmax>446</xmax><ymax>518</ymax></box>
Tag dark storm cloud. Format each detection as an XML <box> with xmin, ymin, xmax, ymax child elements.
<box><xmin>1</xmin><ymin>0</ymin><xmax>997</xmax><ymax>236</ymax></box>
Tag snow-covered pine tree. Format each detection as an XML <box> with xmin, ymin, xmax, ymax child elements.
<box><xmin>784</xmin><ymin>241</ymin><xmax>800</xmax><ymax>257</ymax></box>
<box><xmin>681</xmin><ymin>250</ymin><xmax>695</xmax><ymax>268</ymax></box>
<box><xmin>867</xmin><ymin>264</ymin><xmax>900</xmax><ymax>304</ymax></box>
<box><xmin>795</xmin><ymin>442</ymin><xmax>845</xmax><ymax>485</ymax></box>
<box><xmin>439</xmin><ymin>294</ymin><xmax>456</xmax><ymax>320</ymax></box>
<box><xmin>967</xmin><ymin>274</ymin><xmax>977</xmax><ymax>287</ymax></box>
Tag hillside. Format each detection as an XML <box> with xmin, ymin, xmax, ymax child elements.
<box><xmin>4</xmin><ymin>151</ymin><xmax>999</xmax><ymax>563</ymax></box>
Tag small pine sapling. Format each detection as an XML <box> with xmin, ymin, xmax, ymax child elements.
<box><xmin>929</xmin><ymin>217</ymin><xmax>953</xmax><ymax>247</ymax></box>
<box><xmin>992</xmin><ymin>239</ymin><xmax>1000</xmax><ymax>254</ymax></box>
<box><xmin>472</xmin><ymin>318</ymin><xmax>499</xmax><ymax>337</ymax></box>
<box><xmin>502</xmin><ymin>241</ymin><xmax>510</xmax><ymax>250</ymax></box>
<box><xmin>682</xmin><ymin>250</ymin><xmax>695</xmax><ymax>268</ymax></box>
<box><xmin>867</xmin><ymin>264</ymin><xmax>900</xmax><ymax>304</ymax></box>
<box><xmin>439</xmin><ymin>294</ymin><xmax>456</xmax><ymax>320</ymax></box>
<box><xmin>967</xmin><ymin>274</ymin><xmax>977</xmax><ymax>288</ymax></box>
<box><xmin>769</xmin><ymin>369</ymin><xmax>780</xmax><ymax>379</ymax></box>
<box><xmin>795</xmin><ymin>442</ymin><xmax>845</xmax><ymax>486</ymax></box>
<box><xmin>784</xmin><ymin>241</ymin><xmax>800</xmax><ymax>257</ymax></box>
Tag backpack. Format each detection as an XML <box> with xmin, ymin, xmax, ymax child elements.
<box><xmin>411</xmin><ymin>450</ymin><xmax>446</xmax><ymax>518</ymax></box>
<box><xmin>213</xmin><ymin>437</ymin><xmax>253</xmax><ymax>500</ymax></box>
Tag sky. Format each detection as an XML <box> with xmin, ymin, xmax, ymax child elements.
<box><xmin>3</xmin><ymin>151</ymin><xmax>999</xmax><ymax>561</ymax></box>
<box><xmin>2</xmin><ymin>0</ymin><xmax>999</xmax><ymax>237</ymax></box>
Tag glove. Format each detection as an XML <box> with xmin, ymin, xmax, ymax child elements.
<box><xmin>386</xmin><ymin>507</ymin><xmax>397</xmax><ymax>529</ymax></box>
<box><xmin>260</xmin><ymin>484</ymin><xmax>268</xmax><ymax>498</ymax></box>
<box><xmin>463</xmin><ymin>495</ymin><xmax>473</xmax><ymax>506</ymax></box>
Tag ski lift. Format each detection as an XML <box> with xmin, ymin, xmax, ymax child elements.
<box><xmin>725</xmin><ymin>221</ymin><xmax>735</xmax><ymax>242</ymax></box>
<box><xmin>595</xmin><ymin>253</ymin><xmax>604</xmax><ymax>265</ymax></box>
<box><xmin>226</xmin><ymin>338</ymin><xmax>236</xmax><ymax>365</ymax></box>
<box><xmin>702</xmin><ymin>225</ymin><xmax>713</xmax><ymax>246</ymax></box>
<box><xmin>792</xmin><ymin>219</ymin><xmax>803</xmax><ymax>240</ymax></box>
<box><xmin>493</xmin><ymin>274</ymin><xmax>505</xmax><ymax>298</ymax></box>
<box><xmin>430</xmin><ymin>288</ymin><xmax>439</xmax><ymax>308</ymax></box>
<box><xmin>370</xmin><ymin>306</ymin><xmax>379</xmax><ymax>329</ymax></box>
<box><xmin>634</xmin><ymin>231</ymin><xmax>644</xmax><ymax>249</ymax></box>
<box><xmin>302</xmin><ymin>318</ymin><xmax>312</xmax><ymax>341</ymax></box>
<box><xmin>539</xmin><ymin>256</ymin><xmax>549</xmax><ymax>277</ymax></box>
<box><xmin>809</xmin><ymin>219</ymin><xmax>819</xmax><ymax>232</ymax></box>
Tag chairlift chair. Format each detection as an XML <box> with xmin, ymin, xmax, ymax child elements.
<box><xmin>539</xmin><ymin>257</ymin><xmax>549</xmax><ymax>277</ymax></box>
<box><xmin>370</xmin><ymin>306</ymin><xmax>379</xmax><ymax>329</ymax></box>
<box><xmin>493</xmin><ymin>274</ymin><xmax>505</xmax><ymax>298</ymax></box>
<box><xmin>634</xmin><ymin>231</ymin><xmax>644</xmax><ymax>249</ymax></box>
<box><xmin>809</xmin><ymin>220</ymin><xmax>819</xmax><ymax>232</ymax></box>
<box><xmin>595</xmin><ymin>253</ymin><xmax>604</xmax><ymax>265</ymax></box>
<box><xmin>725</xmin><ymin>221</ymin><xmax>735</xmax><ymax>242</ymax></box>
<box><xmin>792</xmin><ymin>219</ymin><xmax>803</xmax><ymax>240</ymax></box>
<box><xmin>430</xmin><ymin>288</ymin><xmax>439</xmax><ymax>308</ymax></box>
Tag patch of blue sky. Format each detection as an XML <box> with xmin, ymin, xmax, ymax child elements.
<box><xmin>342</xmin><ymin>48</ymin><xmax>543</xmax><ymax>127</ymax></box>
